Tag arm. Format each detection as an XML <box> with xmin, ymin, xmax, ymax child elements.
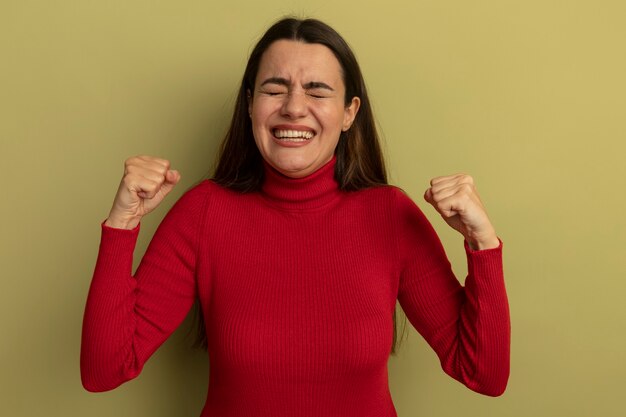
<box><xmin>394</xmin><ymin>188</ymin><xmax>510</xmax><ymax>396</ymax></box>
<box><xmin>80</xmin><ymin>182</ymin><xmax>210</xmax><ymax>392</ymax></box>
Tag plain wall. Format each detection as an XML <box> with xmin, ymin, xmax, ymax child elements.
<box><xmin>1</xmin><ymin>1</ymin><xmax>624</xmax><ymax>416</ymax></box>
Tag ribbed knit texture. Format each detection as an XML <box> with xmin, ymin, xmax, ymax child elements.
<box><xmin>81</xmin><ymin>155</ymin><xmax>510</xmax><ymax>416</ymax></box>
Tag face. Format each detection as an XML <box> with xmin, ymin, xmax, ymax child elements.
<box><xmin>247</xmin><ymin>40</ymin><xmax>360</xmax><ymax>178</ymax></box>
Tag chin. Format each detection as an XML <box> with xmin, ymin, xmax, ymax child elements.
<box><xmin>270</xmin><ymin>156</ymin><xmax>318</xmax><ymax>178</ymax></box>
<box><xmin>275</xmin><ymin>163</ymin><xmax>313</xmax><ymax>178</ymax></box>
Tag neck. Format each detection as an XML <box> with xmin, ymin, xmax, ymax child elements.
<box><xmin>260</xmin><ymin>156</ymin><xmax>341</xmax><ymax>210</ymax></box>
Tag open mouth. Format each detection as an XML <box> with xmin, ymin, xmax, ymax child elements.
<box><xmin>272</xmin><ymin>128</ymin><xmax>316</xmax><ymax>142</ymax></box>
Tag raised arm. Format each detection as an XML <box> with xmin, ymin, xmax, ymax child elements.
<box><xmin>80</xmin><ymin>156</ymin><xmax>209</xmax><ymax>392</ymax></box>
<box><xmin>393</xmin><ymin>178</ymin><xmax>510</xmax><ymax>396</ymax></box>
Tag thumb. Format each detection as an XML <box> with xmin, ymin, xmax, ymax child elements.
<box><xmin>160</xmin><ymin>169</ymin><xmax>181</xmax><ymax>196</ymax></box>
<box><xmin>165</xmin><ymin>169</ymin><xmax>181</xmax><ymax>184</ymax></box>
<box><xmin>423</xmin><ymin>187</ymin><xmax>434</xmax><ymax>205</ymax></box>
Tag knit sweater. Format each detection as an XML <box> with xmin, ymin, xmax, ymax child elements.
<box><xmin>80</xmin><ymin>155</ymin><xmax>510</xmax><ymax>417</ymax></box>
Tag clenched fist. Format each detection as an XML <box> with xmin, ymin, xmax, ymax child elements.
<box><xmin>104</xmin><ymin>156</ymin><xmax>181</xmax><ymax>230</ymax></box>
<box><xmin>423</xmin><ymin>173</ymin><xmax>500</xmax><ymax>250</ymax></box>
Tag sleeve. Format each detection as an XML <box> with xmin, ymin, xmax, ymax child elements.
<box><xmin>393</xmin><ymin>187</ymin><xmax>510</xmax><ymax>397</ymax></box>
<box><xmin>80</xmin><ymin>181</ymin><xmax>211</xmax><ymax>392</ymax></box>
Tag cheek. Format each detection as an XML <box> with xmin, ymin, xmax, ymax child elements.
<box><xmin>252</xmin><ymin>101</ymin><xmax>281</xmax><ymax>129</ymax></box>
<box><xmin>251</xmin><ymin>108</ymin><xmax>271</xmax><ymax>133</ymax></box>
<box><xmin>315</xmin><ymin>106</ymin><xmax>346</xmax><ymax>131</ymax></box>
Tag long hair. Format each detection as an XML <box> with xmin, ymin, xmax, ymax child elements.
<box><xmin>190</xmin><ymin>17</ymin><xmax>408</xmax><ymax>355</ymax></box>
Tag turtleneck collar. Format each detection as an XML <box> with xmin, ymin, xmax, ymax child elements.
<box><xmin>260</xmin><ymin>155</ymin><xmax>342</xmax><ymax>210</ymax></box>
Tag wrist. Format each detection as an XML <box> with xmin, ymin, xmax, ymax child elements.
<box><xmin>104</xmin><ymin>215</ymin><xmax>140</xmax><ymax>230</ymax></box>
<box><xmin>466</xmin><ymin>230</ymin><xmax>500</xmax><ymax>250</ymax></box>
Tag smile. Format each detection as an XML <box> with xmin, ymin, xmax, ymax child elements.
<box><xmin>272</xmin><ymin>129</ymin><xmax>315</xmax><ymax>141</ymax></box>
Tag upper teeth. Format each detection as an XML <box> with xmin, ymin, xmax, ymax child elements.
<box><xmin>274</xmin><ymin>129</ymin><xmax>314</xmax><ymax>139</ymax></box>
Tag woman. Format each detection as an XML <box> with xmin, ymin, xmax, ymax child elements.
<box><xmin>81</xmin><ymin>17</ymin><xmax>510</xmax><ymax>416</ymax></box>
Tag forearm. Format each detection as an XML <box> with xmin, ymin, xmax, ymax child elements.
<box><xmin>81</xmin><ymin>181</ymin><xmax>206</xmax><ymax>392</ymax></box>
<box><xmin>447</xmin><ymin>238</ymin><xmax>510</xmax><ymax>396</ymax></box>
<box><xmin>80</xmin><ymin>222</ymin><xmax>143</xmax><ymax>392</ymax></box>
<box><xmin>393</xmin><ymin>187</ymin><xmax>511</xmax><ymax>395</ymax></box>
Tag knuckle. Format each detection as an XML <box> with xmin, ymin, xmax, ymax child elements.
<box><xmin>459</xmin><ymin>174</ymin><xmax>474</xmax><ymax>186</ymax></box>
<box><xmin>125</xmin><ymin>165</ymin><xmax>142</xmax><ymax>176</ymax></box>
<box><xmin>151</xmin><ymin>158</ymin><xmax>169</xmax><ymax>172</ymax></box>
<box><xmin>124</xmin><ymin>156</ymin><xmax>144</xmax><ymax>171</ymax></box>
<box><xmin>122</xmin><ymin>173</ymin><xmax>135</xmax><ymax>184</ymax></box>
<box><xmin>127</xmin><ymin>155</ymin><xmax>142</xmax><ymax>164</ymax></box>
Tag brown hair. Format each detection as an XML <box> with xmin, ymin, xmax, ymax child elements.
<box><xmin>190</xmin><ymin>16</ymin><xmax>408</xmax><ymax>355</ymax></box>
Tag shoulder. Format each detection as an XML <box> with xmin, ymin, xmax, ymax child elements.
<box><xmin>175</xmin><ymin>178</ymin><xmax>246</xmax><ymax>203</ymax></box>
<box><xmin>171</xmin><ymin>179</ymin><xmax>214</xmax><ymax>208</ymax></box>
<box><xmin>358</xmin><ymin>185</ymin><xmax>425</xmax><ymax>215</ymax></box>
<box><xmin>372</xmin><ymin>185</ymin><xmax>433</xmax><ymax>234</ymax></box>
<box><xmin>171</xmin><ymin>179</ymin><xmax>256</xmax><ymax>222</ymax></box>
<box><xmin>160</xmin><ymin>180</ymin><xmax>217</xmax><ymax>226</ymax></box>
<box><xmin>344</xmin><ymin>185</ymin><xmax>430</xmax><ymax>231</ymax></box>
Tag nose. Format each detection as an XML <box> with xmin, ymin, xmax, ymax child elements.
<box><xmin>280</xmin><ymin>91</ymin><xmax>308</xmax><ymax>119</ymax></box>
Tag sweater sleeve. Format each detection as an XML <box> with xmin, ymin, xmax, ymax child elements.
<box><xmin>80</xmin><ymin>181</ymin><xmax>210</xmax><ymax>392</ymax></box>
<box><xmin>393</xmin><ymin>188</ymin><xmax>510</xmax><ymax>396</ymax></box>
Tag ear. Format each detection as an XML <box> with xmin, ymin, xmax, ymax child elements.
<box><xmin>342</xmin><ymin>96</ymin><xmax>361</xmax><ymax>131</ymax></box>
<box><xmin>246</xmin><ymin>89</ymin><xmax>253</xmax><ymax>116</ymax></box>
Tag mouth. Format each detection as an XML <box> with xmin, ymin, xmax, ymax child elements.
<box><xmin>272</xmin><ymin>128</ymin><xmax>316</xmax><ymax>142</ymax></box>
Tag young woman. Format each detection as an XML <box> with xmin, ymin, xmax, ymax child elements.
<box><xmin>81</xmin><ymin>17</ymin><xmax>510</xmax><ymax>417</ymax></box>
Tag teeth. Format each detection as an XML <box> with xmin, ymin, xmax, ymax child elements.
<box><xmin>274</xmin><ymin>129</ymin><xmax>314</xmax><ymax>139</ymax></box>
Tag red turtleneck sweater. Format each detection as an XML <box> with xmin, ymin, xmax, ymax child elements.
<box><xmin>81</xmin><ymin>155</ymin><xmax>510</xmax><ymax>416</ymax></box>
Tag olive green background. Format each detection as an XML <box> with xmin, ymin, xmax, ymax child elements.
<box><xmin>1</xmin><ymin>1</ymin><xmax>624</xmax><ymax>416</ymax></box>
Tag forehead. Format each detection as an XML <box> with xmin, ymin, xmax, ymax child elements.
<box><xmin>255</xmin><ymin>40</ymin><xmax>344</xmax><ymax>88</ymax></box>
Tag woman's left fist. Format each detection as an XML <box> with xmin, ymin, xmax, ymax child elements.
<box><xmin>424</xmin><ymin>173</ymin><xmax>500</xmax><ymax>250</ymax></box>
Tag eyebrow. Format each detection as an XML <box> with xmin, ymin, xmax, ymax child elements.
<box><xmin>259</xmin><ymin>77</ymin><xmax>335</xmax><ymax>91</ymax></box>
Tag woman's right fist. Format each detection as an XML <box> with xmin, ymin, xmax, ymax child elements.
<box><xmin>104</xmin><ymin>156</ymin><xmax>181</xmax><ymax>229</ymax></box>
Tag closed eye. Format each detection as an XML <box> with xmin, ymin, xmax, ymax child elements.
<box><xmin>306</xmin><ymin>90</ymin><xmax>330</xmax><ymax>99</ymax></box>
<box><xmin>261</xmin><ymin>90</ymin><xmax>286</xmax><ymax>96</ymax></box>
